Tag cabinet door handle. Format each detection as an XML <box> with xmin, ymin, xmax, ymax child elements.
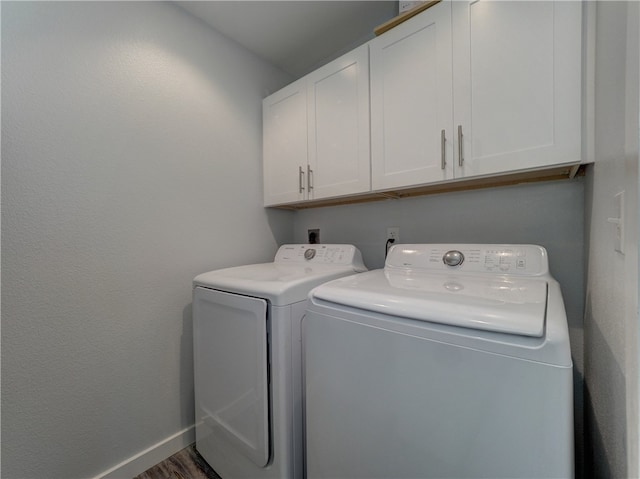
<box><xmin>441</xmin><ymin>129</ymin><xmax>446</xmax><ymax>170</ymax></box>
<box><xmin>307</xmin><ymin>165</ymin><xmax>314</xmax><ymax>191</ymax></box>
<box><xmin>458</xmin><ymin>125</ymin><xmax>464</xmax><ymax>167</ymax></box>
<box><xmin>299</xmin><ymin>166</ymin><xmax>305</xmax><ymax>193</ymax></box>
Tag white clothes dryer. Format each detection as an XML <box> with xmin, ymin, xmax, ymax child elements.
<box><xmin>193</xmin><ymin>244</ymin><xmax>366</xmax><ymax>479</ymax></box>
<box><xmin>304</xmin><ymin>244</ymin><xmax>573</xmax><ymax>479</ymax></box>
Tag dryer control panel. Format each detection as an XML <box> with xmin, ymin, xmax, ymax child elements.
<box><xmin>275</xmin><ymin>244</ymin><xmax>366</xmax><ymax>270</ymax></box>
<box><xmin>386</xmin><ymin>244</ymin><xmax>549</xmax><ymax>276</ymax></box>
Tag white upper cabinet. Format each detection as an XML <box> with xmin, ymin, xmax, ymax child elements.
<box><xmin>264</xmin><ymin>1</ymin><xmax>583</xmax><ymax>206</ymax></box>
<box><xmin>263</xmin><ymin>45</ymin><xmax>370</xmax><ymax>206</ymax></box>
<box><xmin>370</xmin><ymin>2</ymin><xmax>454</xmax><ymax>190</ymax></box>
<box><xmin>263</xmin><ymin>78</ymin><xmax>307</xmax><ymax>205</ymax></box>
<box><xmin>370</xmin><ymin>0</ymin><xmax>582</xmax><ymax>191</ymax></box>
<box><xmin>307</xmin><ymin>45</ymin><xmax>371</xmax><ymax>201</ymax></box>
<box><xmin>451</xmin><ymin>0</ymin><xmax>582</xmax><ymax>178</ymax></box>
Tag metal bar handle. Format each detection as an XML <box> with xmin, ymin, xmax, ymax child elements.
<box><xmin>458</xmin><ymin>125</ymin><xmax>464</xmax><ymax>167</ymax></box>
<box><xmin>307</xmin><ymin>164</ymin><xmax>313</xmax><ymax>191</ymax></box>
<box><xmin>299</xmin><ymin>166</ymin><xmax>305</xmax><ymax>194</ymax></box>
<box><xmin>441</xmin><ymin>129</ymin><xmax>446</xmax><ymax>170</ymax></box>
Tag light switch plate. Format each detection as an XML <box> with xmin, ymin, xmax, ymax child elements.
<box><xmin>609</xmin><ymin>191</ymin><xmax>625</xmax><ymax>254</ymax></box>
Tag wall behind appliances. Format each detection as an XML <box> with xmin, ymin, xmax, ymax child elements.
<box><xmin>583</xmin><ymin>1</ymin><xmax>640</xmax><ymax>478</ymax></box>
<box><xmin>1</xmin><ymin>2</ymin><xmax>292</xmax><ymax>478</ymax></box>
<box><xmin>294</xmin><ymin>178</ymin><xmax>586</xmax><ymax>474</ymax></box>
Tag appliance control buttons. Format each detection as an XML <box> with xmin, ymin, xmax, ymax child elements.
<box><xmin>443</xmin><ymin>250</ymin><xmax>464</xmax><ymax>267</ymax></box>
<box><xmin>304</xmin><ymin>248</ymin><xmax>316</xmax><ymax>260</ymax></box>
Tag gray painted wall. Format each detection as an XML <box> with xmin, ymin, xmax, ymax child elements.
<box><xmin>584</xmin><ymin>2</ymin><xmax>640</xmax><ymax>478</ymax></box>
<box><xmin>1</xmin><ymin>2</ymin><xmax>292</xmax><ymax>477</ymax></box>
<box><xmin>3</xmin><ymin>2</ymin><xmax>638</xmax><ymax>478</ymax></box>
<box><xmin>293</xmin><ymin>178</ymin><xmax>587</xmax><ymax>474</ymax></box>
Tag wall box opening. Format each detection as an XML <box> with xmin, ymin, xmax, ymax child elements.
<box><xmin>308</xmin><ymin>229</ymin><xmax>320</xmax><ymax>244</ymax></box>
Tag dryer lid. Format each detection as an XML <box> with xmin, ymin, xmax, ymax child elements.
<box><xmin>311</xmin><ymin>270</ymin><xmax>548</xmax><ymax>337</ymax></box>
<box><xmin>194</xmin><ymin>263</ymin><xmax>361</xmax><ymax>306</ymax></box>
<box><xmin>193</xmin><ymin>244</ymin><xmax>366</xmax><ymax>306</ymax></box>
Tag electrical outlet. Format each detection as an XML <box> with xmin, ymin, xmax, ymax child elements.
<box><xmin>308</xmin><ymin>229</ymin><xmax>320</xmax><ymax>244</ymax></box>
<box><xmin>387</xmin><ymin>227</ymin><xmax>400</xmax><ymax>242</ymax></box>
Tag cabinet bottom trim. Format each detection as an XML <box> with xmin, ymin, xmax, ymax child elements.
<box><xmin>267</xmin><ymin>163</ymin><xmax>586</xmax><ymax>210</ymax></box>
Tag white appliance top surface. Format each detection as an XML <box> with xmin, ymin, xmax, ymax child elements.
<box><xmin>311</xmin><ymin>244</ymin><xmax>552</xmax><ymax>337</ymax></box>
<box><xmin>194</xmin><ymin>244</ymin><xmax>366</xmax><ymax>306</ymax></box>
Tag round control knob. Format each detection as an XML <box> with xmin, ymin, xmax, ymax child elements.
<box><xmin>443</xmin><ymin>250</ymin><xmax>464</xmax><ymax>267</ymax></box>
<box><xmin>304</xmin><ymin>248</ymin><xmax>316</xmax><ymax>260</ymax></box>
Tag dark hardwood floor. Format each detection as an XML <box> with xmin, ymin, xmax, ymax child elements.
<box><xmin>134</xmin><ymin>444</ymin><xmax>221</xmax><ymax>479</ymax></box>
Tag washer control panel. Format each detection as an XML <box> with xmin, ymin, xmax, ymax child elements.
<box><xmin>386</xmin><ymin>244</ymin><xmax>548</xmax><ymax>276</ymax></box>
<box><xmin>275</xmin><ymin>244</ymin><xmax>366</xmax><ymax>269</ymax></box>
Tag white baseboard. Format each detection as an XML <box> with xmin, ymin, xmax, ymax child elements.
<box><xmin>92</xmin><ymin>425</ymin><xmax>196</xmax><ymax>479</ymax></box>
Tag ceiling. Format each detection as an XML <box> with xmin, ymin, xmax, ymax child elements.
<box><xmin>177</xmin><ymin>1</ymin><xmax>398</xmax><ymax>78</ymax></box>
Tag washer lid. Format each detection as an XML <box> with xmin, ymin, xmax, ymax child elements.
<box><xmin>311</xmin><ymin>270</ymin><xmax>548</xmax><ymax>337</ymax></box>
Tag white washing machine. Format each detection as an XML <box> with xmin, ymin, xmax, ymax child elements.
<box><xmin>304</xmin><ymin>244</ymin><xmax>574</xmax><ymax>479</ymax></box>
<box><xmin>193</xmin><ymin>244</ymin><xmax>366</xmax><ymax>479</ymax></box>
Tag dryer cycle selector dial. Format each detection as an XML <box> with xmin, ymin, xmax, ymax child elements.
<box><xmin>304</xmin><ymin>248</ymin><xmax>316</xmax><ymax>260</ymax></box>
<box><xmin>443</xmin><ymin>250</ymin><xmax>464</xmax><ymax>267</ymax></box>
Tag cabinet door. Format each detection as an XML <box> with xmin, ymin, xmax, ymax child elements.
<box><xmin>307</xmin><ymin>44</ymin><xmax>371</xmax><ymax>200</ymax></box>
<box><xmin>452</xmin><ymin>1</ymin><xmax>582</xmax><ymax>178</ymax></box>
<box><xmin>370</xmin><ymin>1</ymin><xmax>454</xmax><ymax>191</ymax></box>
<box><xmin>263</xmin><ymin>78</ymin><xmax>307</xmax><ymax>206</ymax></box>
